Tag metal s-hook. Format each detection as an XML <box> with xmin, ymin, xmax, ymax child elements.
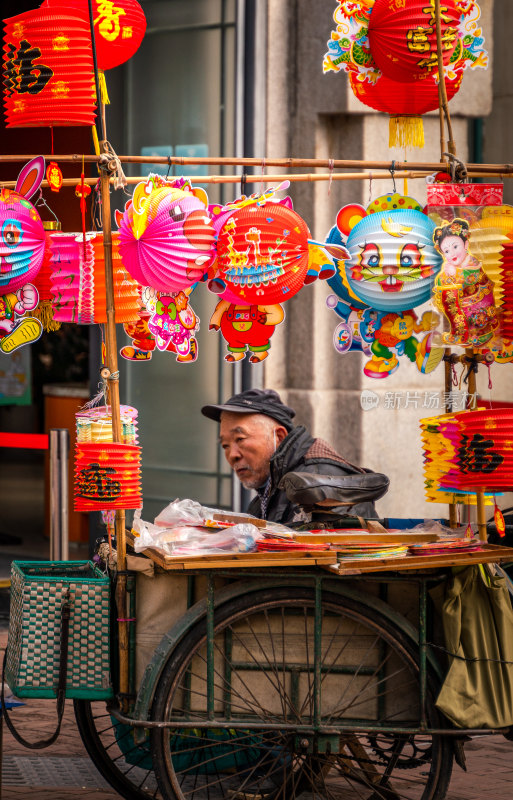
<box><xmin>389</xmin><ymin>161</ymin><xmax>397</xmax><ymax>193</ymax></box>
<box><xmin>240</xmin><ymin>169</ymin><xmax>247</xmax><ymax>199</ymax></box>
<box><xmin>166</xmin><ymin>155</ymin><xmax>172</xmax><ymax>179</ymax></box>
<box><xmin>328</xmin><ymin>158</ymin><xmax>334</xmax><ymax>195</ymax></box>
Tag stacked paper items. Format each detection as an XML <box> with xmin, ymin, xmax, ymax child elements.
<box><xmin>408</xmin><ymin>537</ymin><xmax>482</xmax><ymax>556</ymax></box>
<box><xmin>256</xmin><ymin>540</ymin><xmax>329</xmax><ymax>552</ymax></box>
<box><xmin>336</xmin><ymin>544</ymin><xmax>409</xmax><ymax>561</ymax></box>
<box><xmin>76</xmin><ymin>405</ymin><xmax>139</xmax><ymax>445</ymax></box>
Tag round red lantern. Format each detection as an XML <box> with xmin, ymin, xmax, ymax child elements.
<box><xmin>61</xmin><ymin>0</ymin><xmax>147</xmax><ymax>70</ymax></box>
<box><xmin>3</xmin><ymin>3</ymin><xmax>96</xmax><ymax>128</ymax></box>
<box><xmin>212</xmin><ymin>203</ymin><xmax>311</xmax><ymax>306</ymax></box>
<box><xmin>368</xmin><ymin>0</ymin><xmax>460</xmax><ymax>83</ymax></box>
<box><xmin>349</xmin><ymin>71</ymin><xmax>462</xmax><ymax>148</ymax></box>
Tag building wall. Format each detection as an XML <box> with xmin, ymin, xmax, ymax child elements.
<box><xmin>264</xmin><ymin>0</ymin><xmax>512</xmax><ymax>520</ymax></box>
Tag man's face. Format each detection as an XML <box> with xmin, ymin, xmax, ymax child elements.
<box><xmin>219</xmin><ymin>411</ymin><xmax>282</xmax><ymax>489</ymax></box>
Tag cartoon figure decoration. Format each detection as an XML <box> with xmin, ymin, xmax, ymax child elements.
<box><xmin>0</xmin><ymin>157</ymin><xmax>46</xmax><ymax>353</ymax></box>
<box><xmin>207</xmin><ymin>185</ymin><xmax>346</xmax><ymax>362</ymax></box>
<box><xmin>139</xmin><ymin>286</ymin><xmax>200</xmax><ymax>363</ymax></box>
<box><xmin>330</xmin><ymin>193</ymin><xmax>442</xmax><ymax>312</ymax></box>
<box><xmin>0</xmin><ymin>286</ymin><xmax>42</xmax><ymax>354</ymax></box>
<box><xmin>325</xmin><ymin>193</ymin><xmax>445</xmax><ymax>377</ymax></box>
<box><xmin>209</xmin><ymin>301</ymin><xmax>285</xmax><ymax>364</ymax></box>
<box><xmin>363</xmin><ymin>309</ymin><xmax>442</xmax><ymax>379</ymax></box>
<box><xmin>432</xmin><ymin>218</ymin><xmax>500</xmax><ymax>348</ymax></box>
<box><xmin>120</xmin><ymin>312</ymin><xmax>156</xmax><ymax>361</ymax></box>
<box><xmin>117</xmin><ymin>175</ymin><xmax>216</xmax><ymax>293</ymax></box>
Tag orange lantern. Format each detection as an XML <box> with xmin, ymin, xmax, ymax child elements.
<box><xmin>74</xmin><ymin>442</ymin><xmax>142</xmax><ymax>511</ymax></box>
<box><xmin>3</xmin><ymin>3</ymin><xmax>96</xmax><ymax>128</ymax></box>
<box><xmin>368</xmin><ymin>0</ymin><xmax>460</xmax><ymax>83</ymax></box>
<box><xmin>62</xmin><ymin>0</ymin><xmax>147</xmax><ymax>70</ymax></box>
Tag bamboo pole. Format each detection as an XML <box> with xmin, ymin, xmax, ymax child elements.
<box><xmin>435</xmin><ymin>0</ymin><xmax>457</xmax><ymax>156</ymax></box>
<box><xmin>1</xmin><ymin>153</ymin><xmax>513</xmax><ymax>174</ymax></box>
<box><xmin>1</xmin><ymin>170</ymin><xmax>512</xmax><ymax>194</ymax></box>
<box><xmin>464</xmin><ymin>351</ymin><xmax>488</xmax><ymax>542</ymax></box>
<box><xmin>98</xmin><ymin>147</ymin><xmax>129</xmax><ymax>705</ymax></box>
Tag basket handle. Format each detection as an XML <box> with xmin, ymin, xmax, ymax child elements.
<box><xmin>1</xmin><ymin>595</ymin><xmax>71</xmax><ymax>750</ymax></box>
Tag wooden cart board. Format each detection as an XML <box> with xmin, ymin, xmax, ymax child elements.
<box><xmin>325</xmin><ymin>543</ymin><xmax>513</xmax><ymax>575</ymax></box>
<box><xmin>137</xmin><ymin>545</ymin><xmax>338</xmax><ymax>571</ymax></box>
<box><xmin>292</xmin><ymin>531</ymin><xmax>440</xmax><ymax>545</ymax></box>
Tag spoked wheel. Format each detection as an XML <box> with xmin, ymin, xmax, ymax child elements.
<box><xmin>151</xmin><ymin>587</ymin><xmax>453</xmax><ymax>800</ymax></box>
<box><xmin>74</xmin><ymin>699</ymin><xmax>161</xmax><ymax>800</ymax></box>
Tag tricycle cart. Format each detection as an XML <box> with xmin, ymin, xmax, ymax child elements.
<box><xmin>71</xmin><ymin>541</ymin><xmax>513</xmax><ymax>800</ymax></box>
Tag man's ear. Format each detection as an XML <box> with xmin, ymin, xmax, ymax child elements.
<box><xmin>275</xmin><ymin>426</ymin><xmax>288</xmax><ymax>445</ymax></box>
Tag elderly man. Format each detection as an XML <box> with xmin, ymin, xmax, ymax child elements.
<box><xmin>202</xmin><ymin>388</ymin><xmax>385</xmax><ymax>524</ymax></box>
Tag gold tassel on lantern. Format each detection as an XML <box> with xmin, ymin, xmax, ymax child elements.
<box><xmin>98</xmin><ymin>70</ymin><xmax>110</xmax><ymax>105</ymax></box>
<box><xmin>389</xmin><ymin>116</ymin><xmax>425</xmax><ymax>149</ymax></box>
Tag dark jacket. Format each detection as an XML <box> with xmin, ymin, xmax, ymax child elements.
<box><xmin>246</xmin><ymin>425</ymin><xmax>379</xmax><ymax>524</ymax></box>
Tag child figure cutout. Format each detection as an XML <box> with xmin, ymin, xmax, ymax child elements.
<box><xmin>432</xmin><ymin>218</ymin><xmax>499</xmax><ymax>347</ymax></box>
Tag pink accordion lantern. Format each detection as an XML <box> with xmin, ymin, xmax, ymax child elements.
<box><xmin>49</xmin><ymin>232</ymin><xmax>140</xmax><ymax>324</ymax></box>
<box><xmin>117</xmin><ymin>178</ymin><xmax>216</xmax><ymax>292</ymax></box>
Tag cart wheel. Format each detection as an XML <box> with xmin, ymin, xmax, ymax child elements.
<box><xmin>74</xmin><ymin>699</ymin><xmax>161</xmax><ymax>800</ymax></box>
<box><xmin>151</xmin><ymin>586</ymin><xmax>453</xmax><ymax>800</ymax></box>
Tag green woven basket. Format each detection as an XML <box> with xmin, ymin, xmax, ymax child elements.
<box><xmin>6</xmin><ymin>561</ymin><xmax>113</xmax><ymax>699</ymax></box>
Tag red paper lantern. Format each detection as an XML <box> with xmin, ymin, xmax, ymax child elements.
<box><xmin>368</xmin><ymin>0</ymin><xmax>460</xmax><ymax>83</ymax></box>
<box><xmin>74</xmin><ymin>442</ymin><xmax>142</xmax><ymax>511</ymax></box>
<box><xmin>349</xmin><ymin>71</ymin><xmax>462</xmax><ymax>148</ymax></box>
<box><xmin>213</xmin><ymin>203</ymin><xmax>311</xmax><ymax>306</ymax></box>
<box><xmin>3</xmin><ymin>3</ymin><xmax>96</xmax><ymax>128</ymax></box>
<box><xmin>62</xmin><ymin>0</ymin><xmax>147</xmax><ymax>70</ymax></box>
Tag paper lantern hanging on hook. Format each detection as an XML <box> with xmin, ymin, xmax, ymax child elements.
<box><xmin>74</xmin><ymin>442</ymin><xmax>142</xmax><ymax>512</ymax></box>
<box><xmin>0</xmin><ymin>158</ymin><xmax>46</xmax><ymax>295</ymax></box>
<box><xmin>323</xmin><ymin>1</ymin><xmax>487</xmax><ymax>149</ymax></box>
<box><xmin>117</xmin><ymin>177</ymin><xmax>217</xmax><ymax>293</ymax></box>
<box><xmin>2</xmin><ymin>2</ymin><xmax>96</xmax><ymax>128</ymax></box>
<box><xmin>211</xmin><ymin>202</ymin><xmax>311</xmax><ymax>306</ymax></box>
<box><xmin>49</xmin><ymin>231</ymin><xmax>141</xmax><ymax>324</ymax></box>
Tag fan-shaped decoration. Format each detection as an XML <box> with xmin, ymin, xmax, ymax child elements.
<box><xmin>31</xmin><ymin>223</ymin><xmax>62</xmax><ymax>331</ymax></box>
<box><xmin>49</xmin><ymin>231</ymin><xmax>141</xmax><ymax>324</ymax></box>
<box><xmin>117</xmin><ymin>176</ymin><xmax>216</xmax><ymax>293</ymax></box>
<box><xmin>63</xmin><ymin>0</ymin><xmax>146</xmax><ymax>70</ymax></box>
<box><xmin>3</xmin><ymin>3</ymin><xmax>96</xmax><ymax>128</ymax></box>
<box><xmin>74</xmin><ymin>442</ymin><xmax>142</xmax><ymax>511</ymax></box>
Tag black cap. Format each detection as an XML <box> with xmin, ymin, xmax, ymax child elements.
<box><xmin>201</xmin><ymin>389</ymin><xmax>296</xmax><ymax>431</ymax></box>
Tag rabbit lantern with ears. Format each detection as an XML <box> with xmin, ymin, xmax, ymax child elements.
<box><xmin>0</xmin><ymin>157</ymin><xmax>46</xmax><ymax>354</ymax></box>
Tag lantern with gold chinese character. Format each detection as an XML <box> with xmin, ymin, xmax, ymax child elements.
<box><xmin>63</xmin><ymin>0</ymin><xmax>147</xmax><ymax>70</ymax></box>
<box><xmin>74</xmin><ymin>442</ymin><xmax>142</xmax><ymax>511</ymax></box>
<box><xmin>2</xmin><ymin>3</ymin><xmax>96</xmax><ymax>128</ymax></box>
<box><xmin>368</xmin><ymin>0</ymin><xmax>461</xmax><ymax>83</ymax></box>
<box><xmin>324</xmin><ymin>1</ymin><xmax>487</xmax><ymax>148</ymax></box>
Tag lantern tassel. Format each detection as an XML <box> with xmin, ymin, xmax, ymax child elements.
<box><xmin>389</xmin><ymin>116</ymin><xmax>425</xmax><ymax>149</ymax></box>
<box><xmin>28</xmin><ymin>301</ymin><xmax>61</xmax><ymax>332</ymax></box>
<box><xmin>98</xmin><ymin>70</ymin><xmax>110</xmax><ymax>105</ymax></box>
